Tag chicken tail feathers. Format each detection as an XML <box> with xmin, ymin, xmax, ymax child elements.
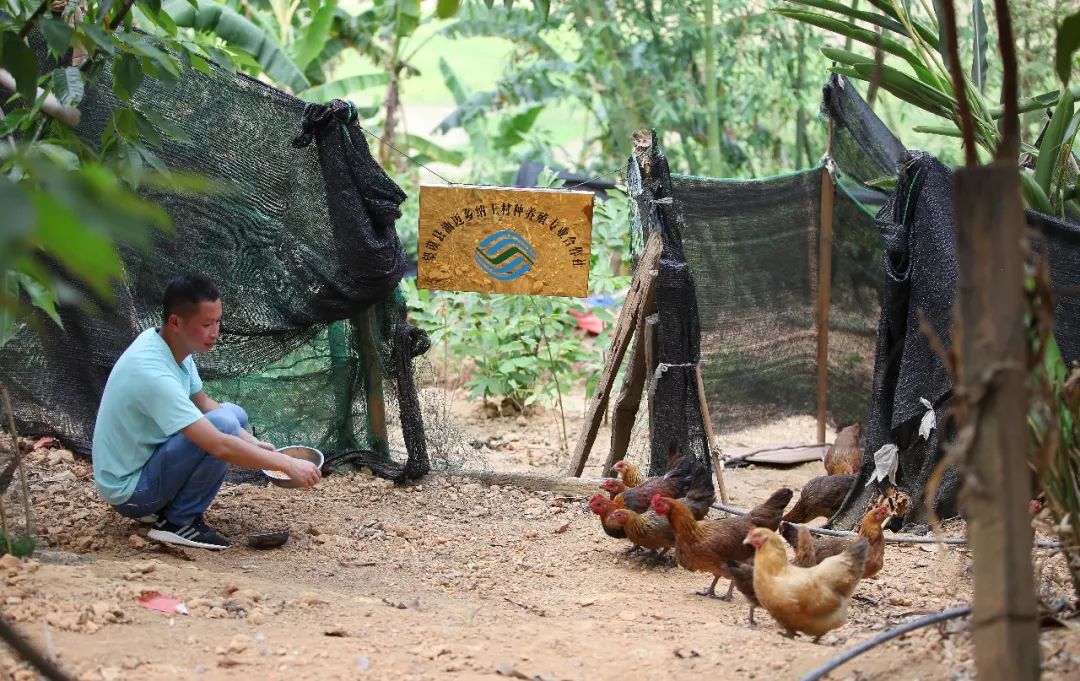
<box><xmin>748</xmin><ymin>487</ymin><xmax>794</xmax><ymax>530</ymax></box>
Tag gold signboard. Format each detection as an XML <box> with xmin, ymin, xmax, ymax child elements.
<box><xmin>417</xmin><ymin>185</ymin><xmax>594</xmax><ymax>298</ymax></box>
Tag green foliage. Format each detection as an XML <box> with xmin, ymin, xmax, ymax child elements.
<box><xmin>0</xmin><ymin>1</ymin><xmax>241</xmax><ymax>344</ymax></box>
<box><xmin>1057</xmin><ymin>11</ymin><xmax>1080</xmax><ymax>86</ymax></box>
<box><xmin>431</xmin><ymin>1</ymin><xmax>839</xmax><ymax>178</ymax></box>
<box><xmin>0</xmin><ymin>533</ymin><xmax>36</xmax><ymax>558</ymax></box>
<box><xmin>783</xmin><ymin>0</ymin><xmax>1079</xmax><ymax>217</ymax></box>
<box><xmin>164</xmin><ymin>0</ymin><xmax>311</xmax><ymax>91</ymax></box>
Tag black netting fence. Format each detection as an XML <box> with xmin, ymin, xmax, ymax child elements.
<box><xmin>671</xmin><ymin>168</ymin><xmax>880</xmax><ymax>434</ymax></box>
<box><xmin>1</xmin><ymin>32</ymin><xmax>440</xmax><ymax>483</ymax></box>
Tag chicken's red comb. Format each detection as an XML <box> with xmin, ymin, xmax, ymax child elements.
<box><xmin>650</xmin><ymin>493</ymin><xmax>664</xmax><ymax>507</ymax></box>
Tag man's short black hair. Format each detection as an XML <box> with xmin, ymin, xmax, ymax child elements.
<box><xmin>163</xmin><ymin>274</ymin><xmax>220</xmax><ymax>321</ymax></box>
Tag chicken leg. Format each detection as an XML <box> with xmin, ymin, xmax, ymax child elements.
<box><xmin>696</xmin><ymin>576</ymin><xmax>735</xmax><ymax>600</ymax></box>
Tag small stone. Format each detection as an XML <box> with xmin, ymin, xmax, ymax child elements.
<box><xmin>553</xmin><ymin>522</ymin><xmax>570</xmax><ymax>534</ymax></box>
<box><xmin>516</xmin><ymin>416</ymin><xmax>528</xmax><ymax>427</ymax></box>
<box><xmin>128</xmin><ymin>535</ymin><xmax>147</xmax><ymax>549</ymax></box>
<box><xmin>227</xmin><ymin>634</ymin><xmax>250</xmax><ymax>653</ymax></box>
<box><xmin>99</xmin><ymin>667</ymin><xmax>123</xmax><ymax>681</ymax></box>
<box><xmin>0</xmin><ymin>554</ymin><xmax>22</xmax><ymax>570</ymax></box>
<box><xmin>299</xmin><ymin>594</ymin><xmax>327</xmax><ymax>607</ymax></box>
<box><xmin>91</xmin><ymin>602</ymin><xmax>113</xmax><ymax>619</ymax></box>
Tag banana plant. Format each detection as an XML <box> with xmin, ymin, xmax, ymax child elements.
<box><xmin>161</xmin><ymin>0</ymin><xmax>384</xmax><ymax>98</ymax></box>
<box><xmin>778</xmin><ymin>1</ymin><xmax>1080</xmax><ymax>218</ymax></box>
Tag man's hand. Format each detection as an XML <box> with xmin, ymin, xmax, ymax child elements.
<box><xmin>283</xmin><ymin>458</ymin><xmax>321</xmax><ymax>488</ymax></box>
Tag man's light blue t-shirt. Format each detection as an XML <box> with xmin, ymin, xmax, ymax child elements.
<box><xmin>92</xmin><ymin>328</ymin><xmax>205</xmax><ymax>504</ymax></box>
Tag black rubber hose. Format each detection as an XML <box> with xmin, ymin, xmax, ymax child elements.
<box><xmin>0</xmin><ymin>614</ymin><xmax>74</xmax><ymax>681</ymax></box>
<box><xmin>799</xmin><ymin>607</ymin><xmax>972</xmax><ymax>681</ymax></box>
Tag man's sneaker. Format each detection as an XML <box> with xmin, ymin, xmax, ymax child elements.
<box><xmin>137</xmin><ymin>513</ymin><xmax>159</xmax><ymax>525</ymax></box>
<box><xmin>148</xmin><ymin>517</ymin><xmax>231</xmax><ymax>550</ymax></box>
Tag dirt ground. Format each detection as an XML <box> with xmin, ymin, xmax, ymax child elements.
<box><xmin>1</xmin><ymin>385</ymin><xmax>1079</xmax><ymax>681</ymax></box>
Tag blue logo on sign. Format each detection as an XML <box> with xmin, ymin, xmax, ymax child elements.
<box><xmin>475</xmin><ymin>230</ymin><xmax>537</xmax><ymax>281</ymax></box>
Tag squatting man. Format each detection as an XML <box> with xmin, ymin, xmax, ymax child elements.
<box><xmin>92</xmin><ymin>274</ymin><xmax>321</xmax><ymax>550</ymax></box>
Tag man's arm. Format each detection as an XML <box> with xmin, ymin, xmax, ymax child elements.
<box><xmin>190</xmin><ymin>391</ymin><xmax>274</xmax><ymax>450</ymax></box>
<box><xmin>190</xmin><ymin>391</ymin><xmax>222</xmax><ymax>414</ymax></box>
<box><xmin>180</xmin><ymin>418</ymin><xmax>321</xmax><ymax>488</ymax></box>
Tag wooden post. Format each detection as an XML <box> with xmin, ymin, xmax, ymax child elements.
<box><xmin>954</xmin><ymin>163</ymin><xmax>1039</xmax><ymax>681</ymax></box>
<box><xmin>602</xmin><ymin>274</ymin><xmax>658</xmax><ymax>477</ymax></box>
<box><xmin>816</xmin><ymin>125</ymin><xmax>835</xmax><ymax>446</ymax></box>
<box><xmin>644</xmin><ymin>312</ymin><xmax>659</xmax><ymax>443</ymax></box>
<box><xmin>694</xmin><ymin>365</ymin><xmax>729</xmax><ymax>504</ymax></box>
<box><xmin>566</xmin><ymin>230</ymin><xmax>662</xmax><ymax>476</ymax></box>
<box><xmin>355</xmin><ymin>306</ymin><xmax>389</xmax><ymax>457</ymax></box>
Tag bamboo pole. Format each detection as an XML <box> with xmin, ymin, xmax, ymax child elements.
<box><xmin>602</xmin><ymin>272</ymin><xmax>657</xmax><ymax>476</ymax></box>
<box><xmin>355</xmin><ymin>306</ymin><xmax>389</xmax><ymax>457</ymax></box>
<box><xmin>566</xmin><ymin>231</ymin><xmax>661</xmax><ymax>476</ymax></box>
<box><xmin>694</xmin><ymin>364</ymin><xmax>728</xmax><ymax>504</ymax></box>
<box><xmin>815</xmin><ymin>122</ymin><xmax>836</xmax><ymax>445</ymax></box>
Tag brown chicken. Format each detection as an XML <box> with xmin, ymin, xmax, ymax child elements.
<box><xmin>611</xmin><ymin>441</ymin><xmax>686</xmax><ymax>490</ymax></box>
<box><xmin>607</xmin><ymin>508</ymin><xmax>674</xmax><ymax>555</ymax></box>
<box><xmin>588</xmin><ymin>493</ymin><xmax>627</xmax><ymax>540</ymax></box>
<box><xmin>780</xmin><ymin>504</ymin><xmax>889</xmax><ymax>578</ymax></box>
<box><xmin>611</xmin><ymin>460</ymin><xmax>646</xmax><ymax>488</ymax></box>
<box><xmin>605</xmin><ymin>464</ymin><xmax>716</xmax><ymax>556</ymax></box>
<box><xmin>602</xmin><ymin>478</ymin><xmax>627</xmax><ymax>500</ymax></box>
<box><xmin>824</xmin><ymin>423</ymin><xmax>863</xmax><ymax>476</ymax></box>
<box><xmin>745</xmin><ymin>527</ymin><xmax>868</xmax><ymax>641</ymax></box>
<box><xmin>783</xmin><ymin>474</ymin><xmax>855</xmax><ymax>524</ymax></box>
<box><xmin>725</xmin><ymin>527</ymin><xmax>817</xmax><ymax>626</ymax></box>
<box><xmin>611</xmin><ymin>454</ymin><xmax>697</xmax><ymax>513</ymax></box>
<box><xmin>651</xmin><ymin>486</ymin><xmax>792</xmax><ymax>599</ymax></box>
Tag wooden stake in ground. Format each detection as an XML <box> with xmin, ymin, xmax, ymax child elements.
<box><xmin>355</xmin><ymin>307</ymin><xmax>389</xmax><ymax>457</ymax></box>
<box><xmin>566</xmin><ymin>229</ymin><xmax>662</xmax><ymax>477</ymax></box>
<box><xmin>816</xmin><ymin>124</ymin><xmax>835</xmax><ymax>445</ymax></box>
<box><xmin>694</xmin><ymin>365</ymin><xmax>728</xmax><ymax>504</ymax></box>
<box><xmin>602</xmin><ymin>264</ymin><xmax>658</xmax><ymax>476</ymax></box>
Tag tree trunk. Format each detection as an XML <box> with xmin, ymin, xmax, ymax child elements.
<box><xmin>954</xmin><ymin>162</ymin><xmax>1040</xmax><ymax>681</ymax></box>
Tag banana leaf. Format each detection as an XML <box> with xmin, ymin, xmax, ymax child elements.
<box><xmin>783</xmin><ymin>0</ymin><xmax>937</xmax><ymax>44</ymax></box>
<box><xmin>1035</xmin><ymin>87</ymin><xmax>1075</xmax><ymax>197</ymax></box>
<box><xmin>297</xmin><ymin>73</ymin><xmax>389</xmax><ymax>102</ymax></box>
<box><xmin>851</xmin><ymin>62</ymin><xmax>955</xmax><ymax>115</ymax></box>
<box><xmin>164</xmin><ymin>0</ymin><xmax>309</xmax><ymax>92</ymax></box>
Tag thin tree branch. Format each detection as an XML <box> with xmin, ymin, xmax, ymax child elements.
<box><xmin>993</xmin><ymin>0</ymin><xmax>1020</xmax><ymax>161</ymax></box>
<box><xmin>0</xmin><ymin>69</ymin><xmax>81</xmax><ymax>127</ymax></box>
<box><xmin>939</xmin><ymin>0</ymin><xmax>977</xmax><ymax>166</ymax></box>
<box><xmin>105</xmin><ymin>0</ymin><xmax>137</xmax><ymax>31</ymax></box>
